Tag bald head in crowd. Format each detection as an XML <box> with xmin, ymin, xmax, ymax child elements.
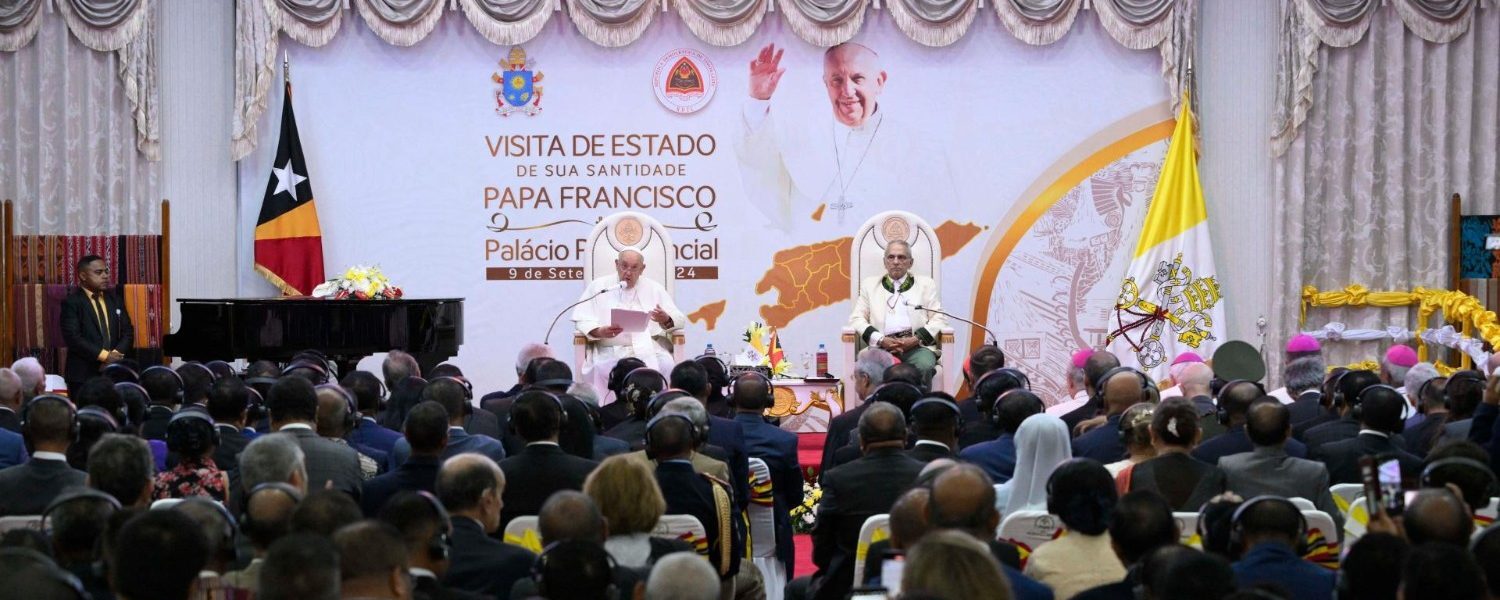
<box><xmin>858</xmin><ymin>402</ymin><xmax>907</xmax><ymax>452</ymax></box>
<box><xmin>538</xmin><ymin>490</ymin><xmax>607</xmax><ymax>545</ymax></box>
<box><xmin>1103</xmin><ymin>371</ymin><xmax>1147</xmax><ymax>415</ymax></box>
<box><xmin>1405</xmin><ymin>489</ymin><xmax>1474</xmax><ymax>546</ymax></box>
<box><xmin>928</xmin><ymin>464</ymin><xmax>1000</xmax><ymax>538</ymax></box>
<box><xmin>889</xmin><ymin>487</ymin><xmax>932</xmax><ymax>550</ymax></box>
<box><xmin>314</xmin><ymin>386</ymin><xmax>354</xmax><ymax>439</ymax></box>
<box><xmin>1176</xmin><ymin>362</ymin><xmax>1213</xmax><ymax>398</ymax></box>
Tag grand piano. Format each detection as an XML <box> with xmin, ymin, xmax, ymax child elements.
<box><xmin>163</xmin><ymin>298</ymin><xmax>463</xmax><ymax>374</ymax></box>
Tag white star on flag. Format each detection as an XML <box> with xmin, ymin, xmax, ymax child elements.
<box><xmin>272</xmin><ymin>160</ymin><xmax>307</xmax><ymax>202</ymax></box>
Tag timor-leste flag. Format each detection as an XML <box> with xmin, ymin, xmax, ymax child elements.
<box><xmin>254</xmin><ymin>80</ymin><xmax>325</xmax><ymax>296</ymax></box>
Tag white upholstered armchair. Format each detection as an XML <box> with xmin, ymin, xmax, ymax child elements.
<box><xmin>573</xmin><ymin>212</ymin><xmax>687</xmax><ymax>372</ymax></box>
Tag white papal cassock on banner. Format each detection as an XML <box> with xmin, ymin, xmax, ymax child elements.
<box><xmin>1106</xmin><ymin>93</ymin><xmax>1227</xmax><ymax>382</ymax></box>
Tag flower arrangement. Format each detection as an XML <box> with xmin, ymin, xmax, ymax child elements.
<box><xmin>790</xmin><ymin>480</ymin><xmax>822</xmax><ymax>534</ymax></box>
<box><xmin>739</xmin><ymin>321</ymin><xmax>790</xmax><ymax>377</ymax></box>
<box><xmin>312</xmin><ymin>265</ymin><xmax>403</xmax><ymax>300</ymax></box>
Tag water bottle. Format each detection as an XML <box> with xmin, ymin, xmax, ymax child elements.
<box><xmin>816</xmin><ymin>343</ymin><xmax>828</xmax><ymax>377</ymax></box>
<box><xmin>704</xmin><ymin>343</ymin><xmax>716</xmax><ymax>357</ymax></box>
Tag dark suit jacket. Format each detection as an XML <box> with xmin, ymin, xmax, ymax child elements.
<box><xmin>213</xmin><ymin>425</ymin><xmax>252</xmax><ymax>473</ymax></box>
<box><xmin>656</xmin><ymin>460</ymin><xmax>738</xmax><ymax>579</ymax></box>
<box><xmin>1287</xmin><ymin>390</ymin><xmax>1326</xmax><ymax>425</ymax></box>
<box><xmin>1292</xmin><ymin>412</ymin><xmax>1338</xmax><ymax>441</ymax></box>
<box><xmin>820</xmin><ymin>402</ymin><xmax>869</xmax><ymax>480</ymax></box>
<box><xmin>444</xmin><ymin>517</ymin><xmax>535</xmax><ymax>599</ymax></box>
<box><xmin>812</xmin><ymin>447</ymin><xmax>923</xmax><ymax>600</ymax></box>
<box><xmin>1313</xmin><ymin>431</ymin><xmax>1422</xmax><ymax>485</ymax></box>
<box><xmin>599</xmin><ymin>400</ymin><xmax>632</xmax><ymax>431</ymax></box>
<box><xmin>1127</xmin><ymin>452</ymin><xmax>1224</xmax><ymax>511</ymax></box>
<box><xmin>906</xmin><ymin>441</ymin><xmax>955</xmax><ymax>463</ymax></box>
<box><xmin>463</xmin><ymin>407</ymin><xmax>503</xmax><ymax>439</ymax></box>
<box><xmin>0</xmin><ymin>407</ymin><xmax>19</xmax><ymax>433</ymax></box>
<box><xmin>479</xmin><ymin>385</ymin><xmax>522</xmax><ymax>417</ymax></box>
<box><xmin>361</xmin><ymin>455</ymin><xmax>442</xmax><ymax>517</ymax></box>
<box><xmin>1191</xmin><ymin>426</ymin><xmax>1308</xmax><ymax>464</ymax></box>
<box><xmin>734</xmin><ymin>412</ymin><xmax>801</xmax><ymax>577</ymax></box>
<box><xmin>282</xmin><ymin>426</ymin><xmax>364</xmax><ymax>498</ymax></box>
<box><xmin>0</xmin><ymin>457</ymin><xmax>86</xmax><ymax>515</ymax></box>
<box><xmin>497</xmin><ymin>443</ymin><xmax>598</xmax><ymax>528</ymax></box>
<box><xmin>957</xmin><ymin>420</ymin><xmax>1002</xmax><ymax>450</ymax></box>
<box><xmin>349</xmin><ymin>417</ymin><xmax>403</xmax><ymax>455</ymax></box>
<box><xmin>60</xmin><ymin>287</ymin><xmax>135</xmax><ymax>390</ymax></box>
<box><xmin>1207</xmin><ymin>445</ymin><xmax>1343</xmax><ymax>531</ymax></box>
<box><xmin>1232</xmin><ymin>543</ymin><xmax>1335</xmax><ymax>600</ymax></box>
<box><xmin>592</xmin><ymin>435</ymin><xmax>630</xmax><ymax>460</ymax></box>
<box><xmin>1301</xmin><ymin>417</ymin><xmax>1360</xmax><ymax>454</ymax></box>
<box><xmin>413</xmin><ymin>572</ymin><xmax>487</xmax><ymax>600</ymax></box>
<box><xmin>1071</xmin><ymin>414</ymin><xmax>1126</xmax><ymax>463</ymax></box>
<box><xmin>603</xmin><ymin>419</ymin><xmax>647</xmax><ymax>449</ymax></box>
<box><xmin>707</xmin><ymin>415</ymin><xmax>751</xmax><ymax>513</ymax></box>
<box><xmin>1060</xmin><ymin>396</ymin><xmax>1102</xmax><ymax>432</ymax></box>
<box><xmin>1403</xmin><ymin>413</ymin><xmax>1447</xmax><ymax>457</ymax></box>
<box><xmin>959</xmin><ymin>434</ymin><xmax>1017</xmax><ymax>483</ymax></box>
<box><xmin>0</xmin><ymin>429</ymin><xmax>28</xmax><ymax>471</ymax></box>
<box><xmin>1193</xmin><ymin>395</ymin><xmax>1228</xmax><ymax>441</ymax></box>
<box><xmin>389</xmin><ymin>427</ymin><xmax>506</xmax><ymax>471</ymax></box>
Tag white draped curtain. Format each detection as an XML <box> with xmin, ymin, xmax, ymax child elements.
<box><xmin>1268</xmin><ymin>0</ymin><xmax>1498</xmax><ymax>381</ymax></box>
<box><xmin>0</xmin><ymin>0</ymin><xmax>160</xmax><ymax>234</ymax></box>
<box><xmin>230</xmin><ymin>0</ymin><xmax>1196</xmax><ymax>159</ymax></box>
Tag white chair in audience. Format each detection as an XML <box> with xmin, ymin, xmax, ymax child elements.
<box><xmin>996</xmin><ymin>510</ymin><xmax>1063</xmax><ymax>566</ymax></box>
<box><xmin>573</xmin><ymin>211</ymin><xmax>687</xmax><ymax>375</ymax></box>
<box><xmin>149</xmin><ymin>498</ymin><xmax>185</xmax><ymax>510</ymax></box>
<box><xmin>653</xmin><ymin>514</ymin><xmax>710</xmax><ymax>556</ymax></box>
<box><xmin>851</xmin><ymin>514</ymin><xmax>891</xmax><ymax>588</ymax></box>
<box><xmin>746</xmin><ymin>458</ymin><xmax>785</xmax><ymax>600</ymax></box>
<box><xmin>839</xmin><ymin>211</ymin><xmax>956</xmax><ymax>392</ymax></box>
<box><xmin>1303</xmin><ymin>509</ymin><xmax>1340</xmax><ymax>546</ymax></box>
<box><xmin>503</xmin><ymin>515</ymin><xmax>544</xmax><ymax>553</ymax></box>
<box><xmin>1343</xmin><ymin>497</ymin><xmax>1369</xmax><ymax>547</ymax></box>
<box><xmin>1172</xmin><ymin>512</ymin><xmax>1201</xmax><ymax>548</ymax></box>
<box><xmin>1288</xmin><ymin>497</ymin><xmax>1315</xmax><ymax>511</ymax></box>
<box><xmin>1480</xmin><ymin>497</ymin><xmax>1499</xmax><ymax>521</ymax></box>
<box><xmin>0</xmin><ymin>515</ymin><xmax>44</xmax><ymax>534</ymax></box>
<box><xmin>1330</xmin><ymin>484</ymin><xmax>1363</xmax><ymax>517</ymax></box>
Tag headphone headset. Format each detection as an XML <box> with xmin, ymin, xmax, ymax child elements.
<box><xmin>77</xmin><ymin>406</ymin><xmax>120</xmax><ymax>434</ymax></box>
<box><xmin>1229</xmin><ymin>496</ymin><xmax>1308</xmax><ymax>556</ymax></box>
<box><xmin>245</xmin><ymin>376</ymin><xmax>279</xmax><ymax>388</ymax></box>
<box><xmin>621</xmin><ymin>368</ymin><xmax>669</xmax><ymax>416</ymax></box>
<box><xmin>178</xmin><ymin>361</ymin><xmax>218</xmax><ymax>382</ymax></box>
<box><xmin>0</xmin><ymin>548</ymin><xmax>88</xmax><ymax>600</ymax></box>
<box><xmin>22</xmin><ymin>394</ymin><xmax>79</xmax><ymax>444</ymax></box>
<box><xmin>974</xmin><ymin>368</ymin><xmax>1030</xmax><ymax>426</ymax></box>
<box><xmin>141</xmin><ymin>365</ymin><xmax>185</xmax><ymax>401</ymax></box>
<box><xmin>430</xmin><ymin>376</ymin><xmax>474</xmax><ymax>401</ymax></box>
<box><xmin>315</xmin><ymin>383</ymin><xmax>360</xmax><ymax>432</ymax></box>
<box><xmin>166</xmin><ymin>410</ymin><xmax>221</xmax><ymax>451</ymax></box>
<box><xmin>414</xmin><ymin>491</ymin><xmax>452</xmax><ymax>562</ymax></box>
<box><xmin>101</xmin><ymin>362</ymin><xmax>139</xmax><ymax>384</ymax></box>
<box><xmin>1421</xmin><ymin>457</ymin><xmax>1499</xmax><ymax>497</ymax></box>
<box><xmin>1117</xmin><ymin>403</ymin><xmax>1156</xmax><ymax>445</ymax></box>
<box><xmin>281</xmin><ymin>359</ymin><xmax>329</xmax><ymax>385</ymax></box>
<box><xmin>1352</xmin><ymin>383</ymin><xmax>1400</xmax><ymax>424</ymax></box>
<box><xmin>531</xmin><ymin>540</ymin><xmax>621</xmax><ymax>600</ymax></box>
<box><xmin>240</xmin><ymin>482</ymin><xmax>305</xmax><ymax>544</ymax></box>
<box><xmin>695</xmin><ymin>354</ymin><xmax>731</xmax><ymax>382</ymax></box>
<box><xmin>1216</xmin><ymin>379</ymin><xmax>1267</xmax><ymax>426</ymax></box>
<box><xmin>514</xmin><ymin>390</ymin><xmax>570</xmax><ymax>430</ymax></box>
<box><xmin>646</xmin><ymin>388</ymin><xmax>693</xmax><ymax>418</ymax></box>
<box><xmin>868</xmin><ymin>381</ymin><xmax>924</xmax><ymax>404</ymax></box>
<box><xmin>42</xmin><ymin>488</ymin><xmax>122</xmax><ymax>531</ymax></box>
<box><xmin>1444</xmin><ymin>370</ymin><xmax>1486</xmax><ymax>411</ymax></box>
<box><xmin>908</xmin><ymin>397</ymin><xmax>963</xmax><ymax>430</ymax></box>
<box><xmin>644</xmin><ymin>413</ymin><xmax>699</xmax><ymax>457</ymax></box>
<box><xmin>1092</xmin><ymin>367</ymin><xmax>1156</xmax><ymax>406</ymax></box>
<box><xmin>171</xmin><ymin>497</ymin><xmax>245</xmax><ymax>565</ymax></box>
<box><xmin>1416</xmin><ymin>376</ymin><xmax>1449</xmax><ymax>414</ymax></box>
<box><xmin>727</xmin><ymin>370</ymin><xmax>776</xmax><ymax>410</ymax></box>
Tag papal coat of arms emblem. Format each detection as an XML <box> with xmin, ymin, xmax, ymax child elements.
<box><xmin>493</xmin><ymin>46</ymin><xmax>543</xmax><ymax>117</ymax></box>
<box><xmin>1106</xmin><ymin>253</ymin><xmax>1222</xmax><ymax>369</ymax></box>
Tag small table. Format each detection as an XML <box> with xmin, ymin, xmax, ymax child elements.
<box><xmin>765</xmin><ymin>377</ymin><xmax>845</xmax><ymax>433</ymax></box>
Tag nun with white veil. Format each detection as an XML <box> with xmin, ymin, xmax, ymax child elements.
<box><xmin>995</xmin><ymin>413</ymin><xmax>1074</xmax><ymax>515</ymax></box>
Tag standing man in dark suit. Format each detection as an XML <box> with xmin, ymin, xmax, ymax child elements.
<box><xmin>362</xmin><ymin>401</ymin><xmax>449</xmax><ymax>517</ymax></box>
<box><xmin>267</xmin><ymin>376</ymin><xmax>365</xmax><ymax>498</ymax></box>
<box><xmin>497</xmin><ymin>390</ymin><xmax>598</xmax><ymax>528</ymax></box>
<box><xmin>437</xmin><ymin>454</ymin><xmax>535</xmax><ymax>598</ymax></box>
<box><xmin>803</xmin><ymin>402</ymin><xmax>923</xmax><ymax>600</ymax></box>
<box><xmin>0</xmin><ymin>368</ymin><xmax>22</xmax><ymax>432</ymax></box>
<box><xmin>729</xmin><ymin>373</ymin><xmax>802</xmax><ymax>580</ymax></box>
<box><xmin>0</xmin><ymin>395</ymin><xmax>85</xmax><ymax>515</ymax></box>
<box><xmin>59</xmin><ymin>255</ymin><xmax>134</xmax><ymax>394</ymax></box>
<box><xmin>207</xmin><ymin>378</ymin><xmax>257</xmax><ymax>473</ymax></box>
<box><xmin>1312</xmin><ymin>384</ymin><xmax>1423</xmax><ymax>485</ymax></box>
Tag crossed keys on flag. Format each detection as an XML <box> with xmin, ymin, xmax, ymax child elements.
<box><xmin>1106</xmin><ymin>253</ymin><xmax>1222</xmax><ymax>369</ymax></box>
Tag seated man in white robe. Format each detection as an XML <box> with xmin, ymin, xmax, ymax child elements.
<box><xmin>572</xmin><ymin>250</ymin><xmax>686</xmax><ymax>403</ymax></box>
<box><xmin>848</xmin><ymin>240</ymin><xmax>945</xmax><ymax>386</ymax></box>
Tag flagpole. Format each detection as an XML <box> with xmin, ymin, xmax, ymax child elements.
<box><xmin>283</xmin><ymin>51</ymin><xmax>291</xmax><ymax>89</ymax></box>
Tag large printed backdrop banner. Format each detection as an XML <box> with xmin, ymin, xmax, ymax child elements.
<box><xmin>236</xmin><ymin>14</ymin><xmax>1172</xmax><ymax>404</ymax></box>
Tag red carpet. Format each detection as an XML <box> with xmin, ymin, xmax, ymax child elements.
<box><xmin>793</xmin><ymin>433</ymin><xmax>826</xmax><ymax>577</ymax></box>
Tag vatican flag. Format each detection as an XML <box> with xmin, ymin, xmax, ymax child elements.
<box><xmin>1105</xmin><ymin>94</ymin><xmax>1226</xmax><ymax>381</ymax></box>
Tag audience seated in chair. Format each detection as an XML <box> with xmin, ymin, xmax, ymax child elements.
<box><xmin>961</xmin><ymin>388</ymin><xmax>1043</xmax><ymax>483</ymax></box>
<box><xmin>379</xmin><ymin>490</ymin><xmax>486</xmax><ymax>600</ymax></box>
<box><xmin>1193</xmin><ymin>381</ymin><xmax>1309</xmax><ymax>464</ymax></box>
<box><xmin>727</xmin><ymin>371</ymin><xmax>802</xmax><ymax>579</ymax></box>
<box><xmin>1023</xmin><ymin>458</ymin><xmax>1124</xmax><ymax>598</ymax></box>
<box><xmin>88</xmin><ymin>433</ymin><xmax>156</xmax><ymax>508</ymax></box>
<box><xmin>1123</xmin><ymin>398</ymin><xmax>1225</xmax><ymax>511</ymax></box>
<box><xmin>437</xmin><ymin>454</ymin><xmax>535</xmax><ymax>599</ymax></box>
<box><xmin>207</xmin><ymin>377</ymin><xmax>256</xmax><ymax>473</ymax></box>
<box><xmin>1338</xmin><ymin>532</ymin><xmax>1408</xmax><ymax>600</ymax></box>
<box><xmin>1074</xmin><ymin>490</ymin><xmax>1179</xmax><ymax>600</ymax></box>
<box><xmin>996</xmin><ymin>413</ymin><xmax>1072</xmax><ymax>515</ymax></box>
<box><xmin>1203</xmin><ymin>398</ymin><xmax>1342</xmax><ymax>530</ymax></box>
<box><xmin>315</xmin><ymin>384</ymin><xmax>384</xmax><ymax>478</ymax></box>
<box><xmin>584</xmin><ymin>455</ymin><xmax>695</xmax><ymax>571</ymax></box>
<box><xmin>1072</xmin><ymin>365</ymin><xmax>1150</xmax><ymax>463</ymax></box>
<box><xmin>268</xmin><ymin>377</ymin><xmax>365</xmax><ymax>497</ymax></box>
<box><xmin>1400</xmin><ymin>542</ymin><xmax>1487</xmax><ymax>600</ymax></box>
<box><xmin>260</xmin><ymin>532</ymin><xmax>340</xmax><ymax>600</ymax></box>
<box><xmin>820</xmin><ymin>348</ymin><xmax>896</xmax><ymax>477</ymax></box>
<box><xmin>508</xmin><ymin>490</ymin><xmax>652</xmax><ymax>599</ymax></box>
<box><xmin>1059</xmin><ymin>351</ymin><xmax>1122</xmax><ymax>433</ymax></box>
<box><xmin>907</xmin><ymin>393</ymin><xmax>961</xmax><ymax>463</ymax></box>
<box><xmin>154</xmin><ymin>411</ymin><xmax>229</xmax><ymax>503</ymax></box>
<box><xmin>0</xmin><ymin>395</ymin><xmax>85</xmax><ymax>515</ymax></box>
<box><xmin>362</xmin><ymin>401</ymin><xmax>449</xmax><ymax>517</ymax></box>
<box><xmin>1309</xmin><ymin>384</ymin><xmax>1422</xmax><ymax>485</ymax></box>
<box><xmin>954</xmin><ymin>345</ymin><xmax>1006</xmax><ymax>432</ymax></box>
<box><xmin>1297</xmin><ymin>370</ymin><xmax>1380</xmax><ymax>451</ymax></box>
<box><xmin>1229</xmin><ymin>496</ymin><xmax>1336</xmax><ymax>600</ymax></box>
<box><xmin>110</xmin><ymin>509</ymin><xmax>208</xmax><ymax>600</ymax></box>
<box><xmin>334</xmin><ymin>521</ymin><xmax>413</xmax><ymax>600</ymax></box>
<box><xmin>497</xmin><ymin>390</ymin><xmax>600</xmax><ymax>529</ymax></box>
<box><xmin>387</xmin><ymin>379</ymin><xmax>505</xmax><ymax>472</ymax></box>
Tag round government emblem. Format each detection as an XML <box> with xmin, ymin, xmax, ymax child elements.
<box><xmin>652</xmin><ymin>49</ymin><xmax>718</xmax><ymax>115</ymax></box>
<box><xmin>614</xmin><ymin>217</ymin><xmax>644</xmax><ymax>246</ymax></box>
<box><xmin>881</xmin><ymin>216</ymin><xmax>911</xmax><ymax>243</ymax></box>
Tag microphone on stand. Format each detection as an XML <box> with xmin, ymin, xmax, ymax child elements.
<box><xmin>904</xmin><ymin>299</ymin><xmax>1000</xmax><ymax>347</ymax></box>
<box><xmin>546</xmin><ymin>281</ymin><xmax>627</xmax><ymax>346</ymax></box>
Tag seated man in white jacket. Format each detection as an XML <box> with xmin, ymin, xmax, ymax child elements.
<box><xmin>848</xmin><ymin>241</ymin><xmax>945</xmax><ymax>386</ymax></box>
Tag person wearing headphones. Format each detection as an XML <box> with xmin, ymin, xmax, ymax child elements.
<box><xmin>0</xmin><ymin>395</ymin><xmax>84</xmax><ymax>515</ymax></box>
<box><xmin>1229</xmin><ymin>496</ymin><xmax>1335</xmax><ymax>600</ymax></box>
<box><xmin>137</xmin><ymin>365</ymin><xmax>183</xmax><ymax>440</ymax></box>
<box><xmin>1310</xmin><ymin>384</ymin><xmax>1422</xmax><ymax>485</ymax></box>
<box><xmin>647</xmin><ymin>412</ymin><xmax>739</xmax><ymax>586</ymax></box>
<box><xmin>1299</xmin><ymin>369</ymin><xmax>1382</xmax><ymax>452</ymax></box>
<box><xmin>437</xmin><ymin>454</ymin><xmax>535</xmax><ymax>599</ymax></box>
<box><xmin>496</xmin><ymin>390</ymin><xmax>599</xmax><ymax>529</ymax></box>
<box><xmin>908</xmin><ymin>394</ymin><xmax>961</xmax><ymax>463</ymax></box>
<box><xmin>153</xmin><ymin>411</ymin><xmax>228</xmax><ymax>503</ymax></box>
<box><xmin>1193</xmin><ymin>380</ymin><xmax>1309</xmax><ymax>464</ymax></box>
<box><xmin>729</xmin><ymin>372</ymin><xmax>801</xmax><ymax>581</ymax></box>
<box><xmin>1072</xmin><ymin>368</ymin><xmax>1155</xmax><ymax>463</ymax></box>
<box><xmin>378</xmin><ymin>490</ymin><xmax>486</xmax><ymax>600</ymax></box>
<box><xmin>334</xmin><ymin>521</ymin><xmax>414</xmax><ymax>600</ymax></box>
<box><xmin>1124</xmin><ymin>398</ymin><xmax>1225</xmax><ymax>511</ymax></box>
<box><xmin>1023</xmin><ymin>458</ymin><xmax>1124</xmax><ymax>599</ymax></box>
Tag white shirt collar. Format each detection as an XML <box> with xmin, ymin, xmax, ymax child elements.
<box><xmin>409</xmin><ymin>567</ymin><xmax>437</xmax><ymax>580</ymax></box>
<box><xmin>278</xmin><ymin>423</ymin><xmax>314</xmax><ymax>431</ymax></box>
<box><xmin>913</xmin><ymin>440</ymin><xmax>950</xmax><ymax>450</ymax></box>
<box><xmin>527</xmin><ymin>441</ymin><xmax>560</xmax><ymax>447</ymax></box>
<box><xmin>217</xmin><ymin>424</ymin><xmax>241</xmax><ymax>432</ymax></box>
<box><xmin>33</xmin><ymin>451</ymin><xmax>67</xmax><ymax>462</ymax></box>
<box><xmin>1358</xmin><ymin>429</ymin><xmax>1390</xmax><ymax>439</ymax></box>
<box><xmin>448</xmin><ymin>426</ymin><xmax>466</xmax><ymax>432</ymax></box>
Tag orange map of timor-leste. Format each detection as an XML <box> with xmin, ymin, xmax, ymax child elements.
<box><xmin>753</xmin><ymin>220</ymin><xmax>985</xmax><ymax>328</ymax></box>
